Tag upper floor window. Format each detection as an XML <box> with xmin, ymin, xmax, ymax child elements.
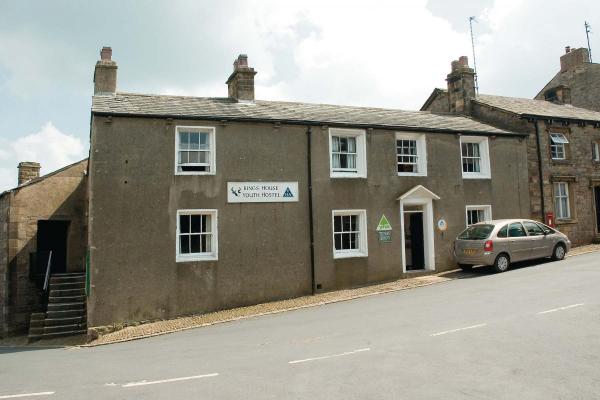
<box><xmin>176</xmin><ymin>209</ymin><xmax>218</xmax><ymax>262</ymax></box>
<box><xmin>332</xmin><ymin>210</ymin><xmax>368</xmax><ymax>258</ymax></box>
<box><xmin>329</xmin><ymin>128</ymin><xmax>367</xmax><ymax>178</ymax></box>
<box><xmin>396</xmin><ymin>132</ymin><xmax>427</xmax><ymax>176</ymax></box>
<box><xmin>554</xmin><ymin>182</ymin><xmax>571</xmax><ymax>219</ymax></box>
<box><xmin>550</xmin><ymin>133</ymin><xmax>569</xmax><ymax>160</ymax></box>
<box><xmin>175</xmin><ymin>126</ymin><xmax>216</xmax><ymax>175</ymax></box>
<box><xmin>460</xmin><ymin>136</ymin><xmax>491</xmax><ymax>179</ymax></box>
<box><xmin>465</xmin><ymin>205</ymin><xmax>492</xmax><ymax>227</ymax></box>
<box><xmin>593</xmin><ymin>140</ymin><xmax>600</xmax><ymax>162</ymax></box>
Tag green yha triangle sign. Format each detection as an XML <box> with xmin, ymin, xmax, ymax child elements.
<box><xmin>376</xmin><ymin>214</ymin><xmax>392</xmax><ymax>231</ymax></box>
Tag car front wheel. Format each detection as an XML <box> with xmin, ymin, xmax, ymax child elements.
<box><xmin>492</xmin><ymin>253</ymin><xmax>510</xmax><ymax>273</ymax></box>
<box><xmin>552</xmin><ymin>243</ymin><xmax>566</xmax><ymax>261</ymax></box>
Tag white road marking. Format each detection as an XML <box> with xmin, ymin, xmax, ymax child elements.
<box><xmin>538</xmin><ymin>303</ymin><xmax>585</xmax><ymax>315</ymax></box>
<box><xmin>121</xmin><ymin>373</ymin><xmax>219</xmax><ymax>388</ymax></box>
<box><xmin>0</xmin><ymin>393</ymin><xmax>54</xmax><ymax>399</ymax></box>
<box><xmin>430</xmin><ymin>323</ymin><xmax>487</xmax><ymax>337</ymax></box>
<box><xmin>288</xmin><ymin>348</ymin><xmax>370</xmax><ymax>364</ymax></box>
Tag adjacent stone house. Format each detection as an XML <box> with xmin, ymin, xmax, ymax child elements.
<box><xmin>422</xmin><ymin>56</ymin><xmax>600</xmax><ymax>245</ymax></box>
<box><xmin>536</xmin><ymin>47</ymin><xmax>600</xmax><ymax>112</ymax></box>
<box><xmin>86</xmin><ymin>48</ymin><xmax>530</xmax><ymax>329</ymax></box>
<box><xmin>0</xmin><ymin>160</ymin><xmax>88</xmax><ymax>337</ymax></box>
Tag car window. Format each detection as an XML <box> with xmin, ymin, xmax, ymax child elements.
<box><xmin>535</xmin><ymin>222</ymin><xmax>554</xmax><ymax>235</ymax></box>
<box><xmin>458</xmin><ymin>224</ymin><xmax>495</xmax><ymax>240</ymax></box>
<box><xmin>508</xmin><ymin>223</ymin><xmax>527</xmax><ymax>237</ymax></box>
<box><xmin>523</xmin><ymin>221</ymin><xmax>544</xmax><ymax>236</ymax></box>
<box><xmin>497</xmin><ymin>225</ymin><xmax>508</xmax><ymax>238</ymax></box>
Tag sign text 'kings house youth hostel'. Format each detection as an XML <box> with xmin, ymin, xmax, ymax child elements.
<box><xmin>227</xmin><ymin>182</ymin><xmax>299</xmax><ymax>203</ymax></box>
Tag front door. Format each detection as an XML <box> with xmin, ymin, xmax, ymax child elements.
<box><xmin>37</xmin><ymin>220</ymin><xmax>70</xmax><ymax>275</ymax></box>
<box><xmin>404</xmin><ymin>212</ymin><xmax>425</xmax><ymax>271</ymax></box>
<box><xmin>595</xmin><ymin>187</ymin><xmax>600</xmax><ymax>234</ymax></box>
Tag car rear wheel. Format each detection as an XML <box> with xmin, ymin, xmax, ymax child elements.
<box><xmin>492</xmin><ymin>253</ymin><xmax>510</xmax><ymax>273</ymax></box>
<box><xmin>552</xmin><ymin>243</ymin><xmax>566</xmax><ymax>261</ymax></box>
<box><xmin>458</xmin><ymin>264</ymin><xmax>473</xmax><ymax>271</ymax></box>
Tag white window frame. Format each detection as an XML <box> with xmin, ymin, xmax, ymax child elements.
<box><xmin>396</xmin><ymin>132</ymin><xmax>427</xmax><ymax>177</ymax></box>
<box><xmin>460</xmin><ymin>136</ymin><xmax>491</xmax><ymax>179</ymax></box>
<box><xmin>332</xmin><ymin>210</ymin><xmax>368</xmax><ymax>259</ymax></box>
<box><xmin>553</xmin><ymin>182</ymin><xmax>571</xmax><ymax>220</ymax></box>
<box><xmin>175</xmin><ymin>126</ymin><xmax>216</xmax><ymax>175</ymax></box>
<box><xmin>176</xmin><ymin>209</ymin><xmax>218</xmax><ymax>262</ymax></box>
<box><xmin>329</xmin><ymin>128</ymin><xmax>367</xmax><ymax>178</ymax></box>
<box><xmin>550</xmin><ymin>133</ymin><xmax>569</xmax><ymax>160</ymax></box>
<box><xmin>465</xmin><ymin>205</ymin><xmax>493</xmax><ymax>227</ymax></box>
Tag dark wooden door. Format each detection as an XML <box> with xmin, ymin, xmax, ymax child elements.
<box><xmin>408</xmin><ymin>213</ymin><xmax>425</xmax><ymax>270</ymax></box>
<box><xmin>37</xmin><ymin>220</ymin><xmax>70</xmax><ymax>274</ymax></box>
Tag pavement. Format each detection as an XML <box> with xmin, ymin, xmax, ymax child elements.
<box><xmin>0</xmin><ymin>250</ymin><xmax>599</xmax><ymax>399</ymax></box>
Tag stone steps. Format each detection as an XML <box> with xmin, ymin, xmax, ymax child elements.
<box><xmin>28</xmin><ymin>272</ymin><xmax>87</xmax><ymax>342</ymax></box>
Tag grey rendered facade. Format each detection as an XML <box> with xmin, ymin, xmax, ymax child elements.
<box><xmin>87</xmin><ymin>50</ymin><xmax>530</xmax><ymax>328</ymax></box>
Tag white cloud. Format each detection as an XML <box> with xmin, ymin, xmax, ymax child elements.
<box><xmin>0</xmin><ymin>122</ymin><xmax>86</xmax><ymax>192</ymax></box>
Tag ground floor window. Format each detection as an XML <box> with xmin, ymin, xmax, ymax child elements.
<box><xmin>465</xmin><ymin>205</ymin><xmax>492</xmax><ymax>227</ymax></box>
<box><xmin>332</xmin><ymin>210</ymin><xmax>368</xmax><ymax>258</ymax></box>
<box><xmin>553</xmin><ymin>182</ymin><xmax>571</xmax><ymax>220</ymax></box>
<box><xmin>177</xmin><ymin>209</ymin><xmax>218</xmax><ymax>261</ymax></box>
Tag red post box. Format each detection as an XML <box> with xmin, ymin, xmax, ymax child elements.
<box><xmin>545</xmin><ymin>212</ymin><xmax>555</xmax><ymax>228</ymax></box>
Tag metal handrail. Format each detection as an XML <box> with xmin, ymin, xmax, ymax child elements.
<box><xmin>43</xmin><ymin>251</ymin><xmax>53</xmax><ymax>291</ymax></box>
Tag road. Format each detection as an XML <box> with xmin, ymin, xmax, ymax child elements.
<box><xmin>1</xmin><ymin>252</ymin><xmax>599</xmax><ymax>399</ymax></box>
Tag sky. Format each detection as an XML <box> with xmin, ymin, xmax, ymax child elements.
<box><xmin>0</xmin><ymin>0</ymin><xmax>598</xmax><ymax>191</ymax></box>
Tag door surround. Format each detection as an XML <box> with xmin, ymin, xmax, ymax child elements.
<box><xmin>398</xmin><ymin>185</ymin><xmax>440</xmax><ymax>273</ymax></box>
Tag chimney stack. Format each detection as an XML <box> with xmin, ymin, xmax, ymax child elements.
<box><xmin>560</xmin><ymin>47</ymin><xmax>589</xmax><ymax>72</ymax></box>
<box><xmin>446</xmin><ymin>56</ymin><xmax>476</xmax><ymax>113</ymax></box>
<box><xmin>17</xmin><ymin>162</ymin><xmax>41</xmax><ymax>185</ymax></box>
<box><xmin>226</xmin><ymin>54</ymin><xmax>257</xmax><ymax>102</ymax></box>
<box><xmin>94</xmin><ymin>46</ymin><xmax>117</xmax><ymax>94</ymax></box>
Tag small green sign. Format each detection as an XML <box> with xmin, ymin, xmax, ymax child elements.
<box><xmin>376</xmin><ymin>214</ymin><xmax>392</xmax><ymax>231</ymax></box>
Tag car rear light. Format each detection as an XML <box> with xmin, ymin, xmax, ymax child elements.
<box><xmin>484</xmin><ymin>240</ymin><xmax>493</xmax><ymax>252</ymax></box>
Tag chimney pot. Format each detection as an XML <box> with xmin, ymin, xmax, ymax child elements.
<box><xmin>565</xmin><ymin>46</ymin><xmax>571</xmax><ymax>54</ymax></box>
<box><xmin>100</xmin><ymin>46</ymin><xmax>112</xmax><ymax>61</ymax></box>
<box><xmin>17</xmin><ymin>162</ymin><xmax>41</xmax><ymax>185</ymax></box>
<box><xmin>446</xmin><ymin>55</ymin><xmax>476</xmax><ymax>114</ymax></box>
<box><xmin>560</xmin><ymin>47</ymin><xmax>590</xmax><ymax>72</ymax></box>
<box><xmin>459</xmin><ymin>56</ymin><xmax>469</xmax><ymax>67</ymax></box>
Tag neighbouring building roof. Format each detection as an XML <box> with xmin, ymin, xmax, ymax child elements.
<box><xmin>474</xmin><ymin>94</ymin><xmax>600</xmax><ymax>122</ymax></box>
<box><xmin>92</xmin><ymin>93</ymin><xmax>518</xmax><ymax>135</ymax></box>
<box><xmin>0</xmin><ymin>159</ymin><xmax>88</xmax><ymax>198</ymax></box>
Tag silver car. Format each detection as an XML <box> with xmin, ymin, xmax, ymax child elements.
<box><xmin>453</xmin><ymin>219</ymin><xmax>571</xmax><ymax>273</ymax></box>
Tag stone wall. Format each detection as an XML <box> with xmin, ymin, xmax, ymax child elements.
<box><xmin>0</xmin><ymin>194</ymin><xmax>10</xmax><ymax>337</ymax></box>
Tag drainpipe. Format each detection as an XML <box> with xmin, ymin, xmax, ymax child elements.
<box><xmin>306</xmin><ymin>126</ymin><xmax>316</xmax><ymax>294</ymax></box>
<box><xmin>534</xmin><ymin>119</ymin><xmax>546</xmax><ymax>220</ymax></box>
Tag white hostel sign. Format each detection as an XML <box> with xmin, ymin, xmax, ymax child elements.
<box><xmin>227</xmin><ymin>182</ymin><xmax>299</xmax><ymax>203</ymax></box>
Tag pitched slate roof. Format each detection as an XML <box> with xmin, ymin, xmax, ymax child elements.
<box><xmin>92</xmin><ymin>93</ymin><xmax>516</xmax><ymax>135</ymax></box>
<box><xmin>474</xmin><ymin>94</ymin><xmax>600</xmax><ymax>122</ymax></box>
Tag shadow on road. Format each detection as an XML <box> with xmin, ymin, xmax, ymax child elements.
<box><xmin>439</xmin><ymin>258</ymin><xmax>556</xmax><ymax>280</ymax></box>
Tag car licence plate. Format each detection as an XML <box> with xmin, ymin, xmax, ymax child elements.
<box><xmin>463</xmin><ymin>249</ymin><xmax>477</xmax><ymax>256</ymax></box>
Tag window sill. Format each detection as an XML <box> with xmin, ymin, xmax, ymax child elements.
<box><xmin>331</xmin><ymin>173</ymin><xmax>367</xmax><ymax>179</ymax></box>
<box><xmin>397</xmin><ymin>172</ymin><xmax>427</xmax><ymax>177</ymax></box>
<box><xmin>462</xmin><ymin>174</ymin><xmax>491</xmax><ymax>180</ymax></box>
<box><xmin>176</xmin><ymin>254</ymin><xmax>218</xmax><ymax>262</ymax></box>
<box><xmin>550</xmin><ymin>159</ymin><xmax>570</xmax><ymax>165</ymax></box>
<box><xmin>555</xmin><ymin>219</ymin><xmax>578</xmax><ymax>225</ymax></box>
<box><xmin>175</xmin><ymin>171</ymin><xmax>216</xmax><ymax>176</ymax></box>
<box><xmin>333</xmin><ymin>251</ymin><xmax>368</xmax><ymax>259</ymax></box>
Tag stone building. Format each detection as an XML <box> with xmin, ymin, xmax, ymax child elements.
<box><xmin>86</xmin><ymin>48</ymin><xmax>530</xmax><ymax>329</ymax></box>
<box><xmin>0</xmin><ymin>160</ymin><xmax>88</xmax><ymax>337</ymax></box>
<box><xmin>536</xmin><ymin>47</ymin><xmax>600</xmax><ymax>112</ymax></box>
<box><xmin>422</xmin><ymin>56</ymin><xmax>600</xmax><ymax>245</ymax></box>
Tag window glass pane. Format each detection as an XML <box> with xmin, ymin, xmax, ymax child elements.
<box><xmin>524</xmin><ymin>221</ymin><xmax>544</xmax><ymax>236</ymax></box>
<box><xmin>198</xmin><ymin>151</ymin><xmax>209</xmax><ymax>164</ymax></box>
<box><xmin>497</xmin><ymin>225</ymin><xmax>508</xmax><ymax>238</ymax></box>
<box><xmin>343</xmin><ymin>215</ymin><xmax>351</xmax><ymax>232</ymax></box>
<box><xmin>332</xmin><ymin>136</ymin><xmax>340</xmax><ymax>152</ymax></box>
<box><xmin>199</xmin><ymin>133</ymin><xmax>209</xmax><ymax>150</ymax></box>
<box><xmin>334</xmin><ymin>233</ymin><xmax>342</xmax><ymax>250</ymax></box>
<box><xmin>350</xmin><ymin>215</ymin><xmax>358</xmax><ymax>231</ymax></box>
<box><xmin>347</xmin><ymin>137</ymin><xmax>356</xmax><ymax>153</ymax></box>
<box><xmin>201</xmin><ymin>234</ymin><xmax>212</xmax><ymax>253</ymax></box>
<box><xmin>349</xmin><ymin>232</ymin><xmax>357</xmax><ymax>249</ymax></box>
<box><xmin>189</xmin><ymin>133</ymin><xmax>200</xmax><ymax>150</ymax></box>
<box><xmin>332</xmin><ymin>153</ymin><xmax>341</xmax><ymax>169</ymax></box>
<box><xmin>179</xmin><ymin>132</ymin><xmax>189</xmax><ymax>150</ymax></box>
<box><xmin>180</xmin><ymin>235</ymin><xmax>190</xmax><ymax>254</ymax></box>
<box><xmin>339</xmin><ymin>137</ymin><xmax>348</xmax><ymax>152</ymax></box>
<box><xmin>339</xmin><ymin>154</ymin><xmax>348</xmax><ymax>168</ymax></box>
<box><xmin>334</xmin><ymin>216</ymin><xmax>342</xmax><ymax>232</ymax></box>
<box><xmin>190</xmin><ymin>234</ymin><xmax>201</xmax><ymax>253</ymax></box>
<box><xmin>190</xmin><ymin>215</ymin><xmax>201</xmax><ymax>233</ymax></box>
<box><xmin>202</xmin><ymin>215</ymin><xmax>211</xmax><ymax>233</ymax></box>
<box><xmin>342</xmin><ymin>233</ymin><xmax>351</xmax><ymax>249</ymax></box>
<box><xmin>188</xmin><ymin>151</ymin><xmax>200</xmax><ymax>163</ymax></box>
<box><xmin>347</xmin><ymin>154</ymin><xmax>356</xmax><ymax>169</ymax></box>
<box><xmin>180</xmin><ymin>215</ymin><xmax>190</xmax><ymax>233</ymax></box>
